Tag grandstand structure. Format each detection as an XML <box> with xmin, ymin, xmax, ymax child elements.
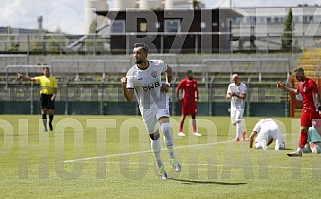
<box><xmin>0</xmin><ymin>53</ymin><xmax>299</xmax><ymax>116</ymax></box>
<box><xmin>1</xmin><ymin>4</ymin><xmax>321</xmax><ymax>117</ymax></box>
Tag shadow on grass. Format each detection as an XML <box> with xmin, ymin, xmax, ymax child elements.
<box><xmin>168</xmin><ymin>178</ymin><xmax>247</xmax><ymax>185</ymax></box>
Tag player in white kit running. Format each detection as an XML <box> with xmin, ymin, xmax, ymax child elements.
<box><xmin>249</xmin><ymin>118</ymin><xmax>285</xmax><ymax>150</ymax></box>
<box><xmin>120</xmin><ymin>43</ymin><xmax>181</xmax><ymax>179</ymax></box>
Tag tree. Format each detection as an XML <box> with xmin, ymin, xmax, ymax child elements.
<box><xmin>192</xmin><ymin>0</ymin><xmax>200</xmax><ymax>9</ymax></box>
<box><xmin>31</xmin><ymin>29</ymin><xmax>47</xmax><ymax>53</ymax></box>
<box><xmin>6</xmin><ymin>26</ymin><xmax>20</xmax><ymax>52</ymax></box>
<box><xmin>30</xmin><ymin>32</ymin><xmax>43</xmax><ymax>52</ymax></box>
<box><xmin>48</xmin><ymin>27</ymin><xmax>65</xmax><ymax>53</ymax></box>
<box><xmin>78</xmin><ymin>20</ymin><xmax>96</xmax><ymax>53</ymax></box>
<box><xmin>86</xmin><ymin>19</ymin><xmax>98</xmax><ymax>51</ymax></box>
<box><xmin>281</xmin><ymin>8</ymin><xmax>293</xmax><ymax>51</ymax></box>
<box><xmin>80</xmin><ymin>20</ymin><xmax>105</xmax><ymax>54</ymax></box>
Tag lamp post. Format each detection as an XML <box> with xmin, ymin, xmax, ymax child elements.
<box><xmin>38</xmin><ymin>16</ymin><xmax>45</xmax><ymax>54</ymax></box>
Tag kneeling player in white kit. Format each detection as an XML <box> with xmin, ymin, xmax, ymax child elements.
<box><xmin>121</xmin><ymin>43</ymin><xmax>181</xmax><ymax>179</ymax></box>
<box><xmin>249</xmin><ymin>118</ymin><xmax>285</xmax><ymax>150</ymax></box>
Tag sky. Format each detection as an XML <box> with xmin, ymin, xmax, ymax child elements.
<box><xmin>0</xmin><ymin>0</ymin><xmax>320</xmax><ymax>35</ymax></box>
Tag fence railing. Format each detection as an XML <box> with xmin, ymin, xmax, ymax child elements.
<box><xmin>0</xmin><ymin>80</ymin><xmax>288</xmax><ymax>116</ymax></box>
<box><xmin>0</xmin><ymin>32</ymin><xmax>317</xmax><ymax>55</ymax></box>
<box><xmin>1</xmin><ymin>54</ymin><xmax>291</xmax><ymax>116</ymax></box>
<box><xmin>202</xmin><ymin>58</ymin><xmax>291</xmax><ymax>83</ymax></box>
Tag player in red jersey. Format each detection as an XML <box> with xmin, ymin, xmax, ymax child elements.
<box><xmin>277</xmin><ymin>67</ymin><xmax>321</xmax><ymax>157</ymax></box>
<box><xmin>176</xmin><ymin>70</ymin><xmax>201</xmax><ymax>136</ymax></box>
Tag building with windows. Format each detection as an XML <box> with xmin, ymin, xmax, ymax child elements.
<box><xmin>112</xmin><ymin>0</ymin><xmax>204</xmax><ymax>10</ymax></box>
<box><xmin>95</xmin><ymin>5</ymin><xmax>321</xmax><ymax>53</ymax></box>
<box><xmin>230</xmin><ymin>6</ymin><xmax>321</xmax><ymax>51</ymax></box>
<box><xmin>96</xmin><ymin>8</ymin><xmax>242</xmax><ymax>53</ymax></box>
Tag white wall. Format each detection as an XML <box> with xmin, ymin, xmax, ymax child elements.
<box><xmin>113</xmin><ymin>0</ymin><xmax>137</xmax><ymax>9</ymax></box>
<box><xmin>85</xmin><ymin>0</ymin><xmax>108</xmax><ymax>34</ymax></box>
<box><xmin>113</xmin><ymin>0</ymin><xmax>191</xmax><ymax>9</ymax></box>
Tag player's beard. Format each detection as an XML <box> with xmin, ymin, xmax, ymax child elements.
<box><xmin>135</xmin><ymin>60</ymin><xmax>143</xmax><ymax>64</ymax></box>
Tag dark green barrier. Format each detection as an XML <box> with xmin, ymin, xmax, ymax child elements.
<box><xmin>0</xmin><ymin>101</ymin><xmax>287</xmax><ymax>117</ymax></box>
<box><xmin>211</xmin><ymin>102</ymin><xmax>231</xmax><ymax>116</ymax></box>
<box><xmin>0</xmin><ymin>101</ymin><xmax>31</xmax><ymax>114</ymax></box>
<box><xmin>249</xmin><ymin>102</ymin><xmax>286</xmax><ymax>117</ymax></box>
<box><xmin>67</xmin><ymin>102</ymin><xmax>100</xmax><ymax>115</ymax></box>
<box><xmin>173</xmin><ymin>102</ymin><xmax>229</xmax><ymax>116</ymax></box>
<box><xmin>103</xmin><ymin>102</ymin><xmax>137</xmax><ymax>115</ymax></box>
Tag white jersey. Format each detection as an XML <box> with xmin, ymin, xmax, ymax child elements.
<box><xmin>126</xmin><ymin>59</ymin><xmax>169</xmax><ymax>113</ymax></box>
<box><xmin>227</xmin><ymin>82</ymin><xmax>247</xmax><ymax>110</ymax></box>
<box><xmin>253</xmin><ymin>118</ymin><xmax>285</xmax><ymax>143</ymax></box>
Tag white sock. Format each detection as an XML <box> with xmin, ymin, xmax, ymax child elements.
<box><xmin>297</xmin><ymin>148</ymin><xmax>302</xmax><ymax>153</ymax></box>
<box><xmin>236</xmin><ymin>122</ymin><xmax>242</xmax><ymax>138</ymax></box>
<box><xmin>279</xmin><ymin>142</ymin><xmax>285</xmax><ymax>150</ymax></box>
<box><xmin>161</xmin><ymin>123</ymin><xmax>175</xmax><ymax>159</ymax></box>
<box><xmin>151</xmin><ymin>138</ymin><xmax>163</xmax><ymax>168</ymax></box>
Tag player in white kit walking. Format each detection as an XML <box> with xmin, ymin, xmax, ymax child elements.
<box><xmin>227</xmin><ymin>74</ymin><xmax>247</xmax><ymax>141</ymax></box>
<box><xmin>120</xmin><ymin>43</ymin><xmax>181</xmax><ymax>179</ymax></box>
<box><xmin>249</xmin><ymin>118</ymin><xmax>285</xmax><ymax>150</ymax></box>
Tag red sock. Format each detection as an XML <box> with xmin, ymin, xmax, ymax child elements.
<box><xmin>298</xmin><ymin>131</ymin><xmax>308</xmax><ymax>149</ymax></box>
<box><xmin>178</xmin><ymin>124</ymin><xmax>183</xmax><ymax>132</ymax></box>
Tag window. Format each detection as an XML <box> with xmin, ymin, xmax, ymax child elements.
<box><xmin>246</xmin><ymin>17</ymin><xmax>251</xmax><ymax>24</ymax></box>
<box><xmin>140</xmin><ymin>22</ymin><xmax>147</xmax><ymax>32</ymax></box>
<box><xmin>200</xmin><ymin>22</ymin><xmax>206</xmax><ymax>28</ymax></box>
<box><xmin>257</xmin><ymin>17</ymin><xmax>266</xmax><ymax>24</ymax></box>
<box><xmin>294</xmin><ymin>16</ymin><xmax>301</xmax><ymax>23</ymax></box>
<box><xmin>230</xmin><ymin>18</ymin><xmax>240</xmax><ymax>25</ymax></box>
<box><xmin>110</xmin><ymin>20</ymin><xmax>125</xmax><ymax>33</ymax></box>
<box><xmin>279</xmin><ymin>17</ymin><xmax>285</xmax><ymax>23</ymax></box>
<box><xmin>267</xmin><ymin>17</ymin><xmax>272</xmax><ymax>23</ymax></box>
<box><xmin>303</xmin><ymin>15</ymin><xmax>313</xmax><ymax>23</ymax></box>
<box><xmin>164</xmin><ymin>19</ymin><xmax>181</xmax><ymax>33</ymax></box>
<box><xmin>250</xmin><ymin>16</ymin><xmax>256</xmax><ymax>24</ymax></box>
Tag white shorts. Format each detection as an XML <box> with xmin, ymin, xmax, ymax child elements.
<box><xmin>141</xmin><ymin>104</ymin><xmax>170</xmax><ymax>134</ymax></box>
<box><xmin>255</xmin><ymin>125</ymin><xmax>284</xmax><ymax>142</ymax></box>
<box><xmin>255</xmin><ymin>125</ymin><xmax>285</xmax><ymax>149</ymax></box>
<box><xmin>255</xmin><ymin>128</ymin><xmax>271</xmax><ymax>144</ymax></box>
<box><xmin>230</xmin><ymin>109</ymin><xmax>244</xmax><ymax>124</ymax></box>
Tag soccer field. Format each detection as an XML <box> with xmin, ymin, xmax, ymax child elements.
<box><xmin>1</xmin><ymin>115</ymin><xmax>321</xmax><ymax>198</ymax></box>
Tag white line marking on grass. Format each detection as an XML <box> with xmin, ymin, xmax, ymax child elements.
<box><xmin>63</xmin><ymin>134</ymin><xmax>292</xmax><ymax>163</ymax></box>
<box><xmin>63</xmin><ymin>140</ymin><xmax>232</xmax><ymax>163</ymax></box>
<box><xmin>64</xmin><ymin>150</ymin><xmax>153</xmax><ymax>163</ymax></box>
<box><xmin>80</xmin><ymin>161</ymin><xmax>321</xmax><ymax>171</ymax></box>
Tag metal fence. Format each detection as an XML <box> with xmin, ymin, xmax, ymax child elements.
<box><xmin>0</xmin><ymin>32</ymin><xmax>318</xmax><ymax>55</ymax></box>
<box><xmin>0</xmin><ymin>54</ymin><xmax>293</xmax><ymax>116</ymax></box>
<box><xmin>0</xmin><ymin>80</ymin><xmax>288</xmax><ymax>116</ymax></box>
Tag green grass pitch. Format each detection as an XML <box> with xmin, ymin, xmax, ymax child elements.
<box><xmin>1</xmin><ymin>115</ymin><xmax>321</xmax><ymax>198</ymax></box>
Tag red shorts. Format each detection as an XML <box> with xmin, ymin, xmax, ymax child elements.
<box><xmin>301</xmin><ymin>109</ymin><xmax>321</xmax><ymax>127</ymax></box>
<box><xmin>181</xmin><ymin>101</ymin><xmax>197</xmax><ymax>115</ymax></box>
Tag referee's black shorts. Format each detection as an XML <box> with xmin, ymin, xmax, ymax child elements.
<box><xmin>40</xmin><ymin>94</ymin><xmax>55</xmax><ymax>109</ymax></box>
